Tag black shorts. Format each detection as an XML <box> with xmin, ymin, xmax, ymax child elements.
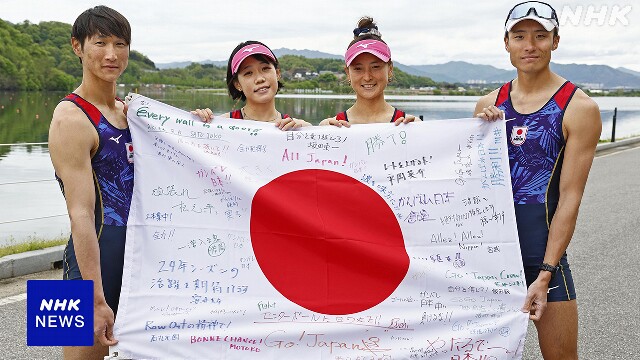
<box><xmin>523</xmin><ymin>254</ymin><xmax>576</xmax><ymax>302</ymax></box>
<box><xmin>62</xmin><ymin>225</ymin><xmax>126</xmax><ymax>315</ymax></box>
<box><xmin>516</xmin><ymin>204</ymin><xmax>576</xmax><ymax>302</ymax></box>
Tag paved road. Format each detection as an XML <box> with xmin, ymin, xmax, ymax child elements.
<box><xmin>0</xmin><ymin>269</ymin><xmax>62</xmax><ymax>360</ymax></box>
<box><xmin>1</xmin><ymin>145</ymin><xmax>638</xmax><ymax>360</ymax></box>
<box><xmin>523</xmin><ymin>144</ymin><xmax>640</xmax><ymax>359</ymax></box>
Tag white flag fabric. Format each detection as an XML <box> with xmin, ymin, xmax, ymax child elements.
<box><xmin>113</xmin><ymin>95</ymin><xmax>528</xmax><ymax>359</ymax></box>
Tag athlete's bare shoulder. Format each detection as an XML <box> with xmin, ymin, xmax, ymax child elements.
<box><xmin>50</xmin><ymin>99</ymin><xmax>98</xmax><ymax>153</ymax></box>
<box><xmin>51</xmin><ymin>100</ymin><xmax>94</xmax><ymax>129</ymax></box>
<box><xmin>566</xmin><ymin>88</ymin><xmax>600</xmax><ymax>121</ymax></box>
<box><xmin>474</xmin><ymin>88</ymin><xmax>501</xmax><ymax>114</ymax></box>
<box><xmin>569</xmin><ymin>88</ymin><xmax>598</xmax><ymax>108</ymax></box>
<box><xmin>564</xmin><ymin>88</ymin><xmax>601</xmax><ymax>138</ymax></box>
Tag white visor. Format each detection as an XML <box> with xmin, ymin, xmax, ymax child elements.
<box><xmin>505</xmin><ymin>15</ymin><xmax>557</xmax><ymax>32</ymax></box>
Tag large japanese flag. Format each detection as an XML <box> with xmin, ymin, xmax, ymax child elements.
<box><xmin>113</xmin><ymin>94</ymin><xmax>528</xmax><ymax>359</ymax></box>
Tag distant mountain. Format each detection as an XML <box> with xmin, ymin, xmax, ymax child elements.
<box><xmin>485</xmin><ymin>70</ymin><xmax>517</xmax><ymax>84</ymax></box>
<box><xmin>413</xmin><ymin>61</ymin><xmax>511</xmax><ymax>83</ymax></box>
<box><xmin>155</xmin><ymin>48</ymin><xmax>640</xmax><ymax>89</ymax></box>
<box><xmin>550</xmin><ymin>63</ymin><xmax>640</xmax><ymax>89</ymax></box>
<box><xmin>272</xmin><ymin>48</ymin><xmax>433</xmax><ymax>78</ymax></box>
<box><xmin>156</xmin><ymin>60</ymin><xmax>226</xmax><ymax>69</ymax></box>
<box><xmin>156</xmin><ymin>49</ymin><xmax>342</xmax><ymax>70</ymax></box>
<box><xmin>272</xmin><ymin>48</ymin><xmax>341</xmax><ymax>60</ymax></box>
<box><xmin>273</xmin><ymin>48</ymin><xmax>445</xmax><ymax>80</ymax></box>
<box><xmin>156</xmin><ymin>48</ymin><xmax>437</xmax><ymax>79</ymax></box>
<box><xmin>617</xmin><ymin>67</ymin><xmax>640</xmax><ymax>78</ymax></box>
<box><xmin>413</xmin><ymin>61</ymin><xmax>640</xmax><ymax>89</ymax></box>
<box><xmin>156</xmin><ymin>61</ymin><xmax>193</xmax><ymax>69</ymax></box>
<box><xmin>392</xmin><ymin>63</ymin><xmax>443</xmax><ymax>80</ymax></box>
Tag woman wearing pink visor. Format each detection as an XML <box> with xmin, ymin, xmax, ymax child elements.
<box><xmin>321</xmin><ymin>17</ymin><xmax>418</xmax><ymax>127</ymax></box>
<box><xmin>192</xmin><ymin>41</ymin><xmax>310</xmax><ymax>130</ymax></box>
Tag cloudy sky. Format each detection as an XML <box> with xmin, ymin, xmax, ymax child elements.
<box><xmin>2</xmin><ymin>0</ymin><xmax>638</xmax><ymax>71</ymax></box>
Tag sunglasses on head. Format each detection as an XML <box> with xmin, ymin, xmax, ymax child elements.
<box><xmin>505</xmin><ymin>1</ymin><xmax>559</xmax><ymax>25</ymax></box>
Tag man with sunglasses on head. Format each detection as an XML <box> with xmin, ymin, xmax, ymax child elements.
<box><xmin>475</xmin><ymin>2</ymin><xmax>601</xmax><ymax>359</ymax></box>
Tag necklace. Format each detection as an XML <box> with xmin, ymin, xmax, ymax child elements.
<box><xmin>241</xmin><ymin>106</ymin><xmax>281</xmax><ymax>122</ymax></box>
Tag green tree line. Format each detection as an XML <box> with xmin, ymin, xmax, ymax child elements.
<box><xmin>0</xmin><ymin>18</ymin><xmax>437</xmax><ymax>92</ymax></box>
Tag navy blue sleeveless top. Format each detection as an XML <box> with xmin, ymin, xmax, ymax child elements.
<box><xmin>495</xmin><ymin>81</ymin><xmax>578</xmax><ymax>264</ymax></box>
<box><xmin>57</xmin><ymin>93</ymin><xmax>134</xmax><ymax>230</ymax></box>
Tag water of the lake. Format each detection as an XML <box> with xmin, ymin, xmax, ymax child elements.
<box><xmin>1</xmin><ymin>90</ymin><xmax>639</xmax><ymax>245</ymax></box>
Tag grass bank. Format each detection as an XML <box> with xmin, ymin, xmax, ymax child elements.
<box><xmin>0</xmin><ymin>237</ymin><xmax>66</xmax><ymax>258</ymax></box>
<box><xmin>599</xmin><ymin>134</ymin><xmax>640</xmax><ymax>143</ymax></box>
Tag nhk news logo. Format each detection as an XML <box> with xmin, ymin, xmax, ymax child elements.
<box><xmin>27</xmin><ymin>280</ymin><xmax>94</xmax><ymax>346</ymax></box>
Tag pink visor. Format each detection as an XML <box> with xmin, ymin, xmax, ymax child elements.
<box><xmin>344</xmin><ymin>40</ymin><xmax>391</xmax><ymax>66</ymax></box>
<box><xmin>231</xmin><ymin>44</ymin><xmax>277</xmax><ymax>75</ymax></box>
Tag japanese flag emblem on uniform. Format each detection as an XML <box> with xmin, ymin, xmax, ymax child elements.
<box><xmin>511</xmin><ymin>126</ymin><xmax>528</xmax><ymax>146</ymax></box>
<box><xmin>125</xmin><ymin>142</ymin><xmax>134</xmax><ymax>163</ymax></box>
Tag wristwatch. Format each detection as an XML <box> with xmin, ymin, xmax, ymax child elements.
<box><xmin>539</xmin><ymin>262</ymin><xmax>560</xmax><ymax>277</ymax></box>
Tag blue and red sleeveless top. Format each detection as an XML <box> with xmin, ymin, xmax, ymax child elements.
<box><xmin>229</xmin><ymin>109</ymin><xmax>290</xmax><ymax>120</ymax></box>
<box><xmin>335</xmin><ymin>108</ymin><xmax>406</xmax><ymax>123</ymax></box>
<box><xmin>57</xmin><ymin>93</ymin><xmax>134</xmax><ymax>229</ymax></box>
<box><xmin>495</xmin><ymin>81</ymin><xmax>577</xmax><ymax>206</ymax></box>
<box><xmin>495</xmin><ymin>81</ymin><xmax>578</xmax><ymax>264</ymax></box>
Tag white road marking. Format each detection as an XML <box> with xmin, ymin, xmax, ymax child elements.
<box><xmin>595</xmin><ymin>144</ymin><xmax>640</xmax><ymax>159</ymax></box>
<box><xmin>0</xmin><ymin>293</ymin><xmax>27</xmax><ymax>306</ymax></box>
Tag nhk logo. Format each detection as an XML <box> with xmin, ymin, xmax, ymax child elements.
<box><xmin>35</xmin><ymin>299</ymin><xmax>85</xmax><ymax>328</ymax></box>
<box><xmin>559</xmin><ymin>5</ymin><xmax>632</xmax><ymax>26</ymax></box>
<box><xmin>27</xmin><ymin>280</ymin><xmax>94</xmax><ymax>346</ymax></box>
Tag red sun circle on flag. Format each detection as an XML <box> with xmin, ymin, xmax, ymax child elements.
<box><xmin>516</xmin><ymin>129</ymin><xmax>523</xmax><ymax>135</ymax></box>
<box><xmin>250</xmin><ymin>169</ymin><xmax>410</xmax><ymax>315</ymax></box>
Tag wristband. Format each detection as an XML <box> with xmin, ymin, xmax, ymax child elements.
<box><xmin>538</xmin><ymin>262</ymin><xmax>559</xmax><ymax>277</ymax></box>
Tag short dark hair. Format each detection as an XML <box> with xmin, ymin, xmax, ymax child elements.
<box><xmin>72</xmin><ymin>6</ymin><xmax>131</xmax><ymax>48</ymax></box>
<box><xmin>226</xmin><ymin>40</ymin><xmax>283</xmax><ymax>102</ymax></box>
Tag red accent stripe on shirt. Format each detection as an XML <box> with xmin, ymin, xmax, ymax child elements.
<box><xmin>229</xmin><ymin>109</ymin><xmax>243</xmax><ymax>119</ymax></box>
<box><xmin>392</xmin><ymin>109</ymin><xmax>406</xmax><ymax>122</ymax></box>
<box><xmin>553</xmin><ymin>82</ymin><xmax>577</xmax><ymax>111</ymax></box>
<box><xmin>65</xmin><ymin>93</ymin><xmax>102</xmax><ymax>126</ymax></box>
<box><xmin>495</xmin><ymin>82</ymin><xmax>511</xmax><ymax>107</ymax></box>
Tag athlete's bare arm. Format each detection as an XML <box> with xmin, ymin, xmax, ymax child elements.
<box><xmin>48</xmin><ymin>102</ymin><xmax>118</xmax><ymax>346</ymax></box>
<box><xmin>523</xmin><ymin>89</ymin><xmax>601</xmax><ymax>321</ymax></box>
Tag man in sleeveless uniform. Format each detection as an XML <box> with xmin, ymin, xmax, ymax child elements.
<box><xmin>48</xmin><ymin>6</ymin><xmax>132</xmax><ymax>360</ymax></box>
<box><xmin>474</xmin><ymin>2</ymin><xmax>601</xmax><ymax>359</ymax></box>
